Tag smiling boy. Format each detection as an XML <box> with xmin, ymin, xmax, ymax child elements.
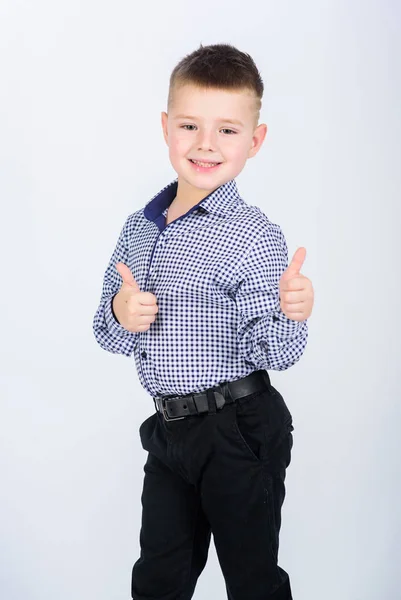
<box><xmin>162</xmin><ymin>82</ymin><xmax>262</xmax><ymax>215</ymax></box>
<box><xmin>93</xmin><ymin>43</ymin><xmax>314</xmax><ymax>600</ymax></box>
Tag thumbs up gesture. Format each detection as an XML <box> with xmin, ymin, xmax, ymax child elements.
<box><xmin>112</xmin><ymin>263</ymin><xmax>159</xmax><ymax>332</ymax></box>
<box><xmin>279</xmin><ymin>247</ymin><xmax>314</xmax><ymax>321</ymax></box>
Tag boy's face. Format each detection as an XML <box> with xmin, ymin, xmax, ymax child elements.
<box><xmin>161</xmin><ymin>84</ymin><xmax>267</xmax><ymax>201</ymax></box>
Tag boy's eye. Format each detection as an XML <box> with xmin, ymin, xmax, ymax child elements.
<box><xmin>180</xmin><ymin>125</ymin><xmax>237</xmax><ymax>135</ymax></box>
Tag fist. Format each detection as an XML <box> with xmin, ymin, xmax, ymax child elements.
<box><xmin>112</xmin><ymin>263</ymin><xmax>159</xmax><ymax>332</ymax></box>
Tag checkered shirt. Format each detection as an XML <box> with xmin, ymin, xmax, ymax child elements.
<box><xmin>93</xmin><ymin>178</ymin><xmax>308</xmax><ymax>397</ymax></box>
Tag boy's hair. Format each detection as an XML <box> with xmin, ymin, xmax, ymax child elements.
<box><xmin>168</xmin><ymin>43</ymin><xmax>264</xmax><ymax>126</ymax></box>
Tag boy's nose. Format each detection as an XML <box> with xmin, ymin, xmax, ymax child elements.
<box><xmin>197</xmin><ymin>130</ymin><xmax>217</xmax><ymax>151</ymax></box>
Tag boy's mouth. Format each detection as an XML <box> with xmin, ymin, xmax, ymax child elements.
<box><xmin>188</xmin><ymin>158</ymin><xmax>222</xmax><ymax>172</ymax></box>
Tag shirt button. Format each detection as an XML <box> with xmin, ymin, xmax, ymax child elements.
<box><xmin>272</xmin><ymin>315</ymin><xmax>279</xmax><ymax>322</ymax></box>
<box><xmin>141</xmin><ymin>350</ymin><xmax>147</xmax><ymax>359</ymax></box>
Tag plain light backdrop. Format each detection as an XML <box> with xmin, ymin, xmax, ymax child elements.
<box><xmin>1</xmin><ymin>1</ymin><xmax>400</xmax><ymax>599</ymax></box>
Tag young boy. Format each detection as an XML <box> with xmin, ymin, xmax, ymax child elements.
<box><xmin>93</xmin><ymin>43</ymin><xmax>314</xmax><ymax>600</ymax></box>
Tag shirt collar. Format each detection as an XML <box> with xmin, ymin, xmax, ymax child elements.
<box><xmin>144</xmin><ymin>178</ymin><xmax>241</xmax><ymax>222</ymax></box>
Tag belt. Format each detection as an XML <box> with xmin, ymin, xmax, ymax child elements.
<box><xmin>153</xmin><ymin>369</ymin><xmax>271</xmax><ymax>421</ymax></box>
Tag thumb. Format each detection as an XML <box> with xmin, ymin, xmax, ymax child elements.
<box><xmin>282</xmin><ymin>247</ymin><xmax>306</xmax><ymax>279</ymax></box>
<box><xmin>115</xmin><ymin>262</ymin><xmax>140</xmax><ymax>293</ymax></box>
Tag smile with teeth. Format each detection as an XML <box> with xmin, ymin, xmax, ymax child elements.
<box><xmin>190</xmin><ymin>159</ymin><xmax>221</xmax><ymax>168</ymax></box>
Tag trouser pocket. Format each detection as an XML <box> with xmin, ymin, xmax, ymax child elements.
<box><xmin>232</xmin><ymin>387</ymin><xmax>294</xmax><ymax>465</ymax></box>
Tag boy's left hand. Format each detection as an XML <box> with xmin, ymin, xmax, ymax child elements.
<box><xmin>279</xmin><ymin>247</ymin><xmax>314</xmax><ymax>321</ymax></box>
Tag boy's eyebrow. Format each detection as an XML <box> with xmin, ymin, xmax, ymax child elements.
<box><xmin>173</xmin><ymin>114</ymin><xmax>245</xmax><ymax>127</ymax></box>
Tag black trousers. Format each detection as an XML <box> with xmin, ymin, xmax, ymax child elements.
<box><xmin>132</xmin><ymin>374</ymin><xmax>294</xmax><ymax>600</ymax></box>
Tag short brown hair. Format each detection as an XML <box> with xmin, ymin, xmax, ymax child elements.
<box><xmin>168</xmin><ymin>43</ymin><xmax>264</xmax><ymax>125</ymax></box>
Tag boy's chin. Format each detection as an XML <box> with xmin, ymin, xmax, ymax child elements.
<box><xmin>176</xmin><ymin>173</ymin><xmax>228</xmax><ymax>191</ymax></box>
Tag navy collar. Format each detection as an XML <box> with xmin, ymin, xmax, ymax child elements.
<box><xmin>144</xmin><ymin>178</ymin><xmax>241</xmax><ymax>223</ymax></box>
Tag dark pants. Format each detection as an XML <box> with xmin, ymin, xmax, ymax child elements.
<box><xmin>132</xmin><ymin>374</ymin><xmax>294</xmax><ymax>600</ymax></box>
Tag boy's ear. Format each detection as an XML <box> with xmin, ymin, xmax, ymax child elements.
<box><xmin>161</xmin><ymin>112</ymin><xmax>169</xmax><ymax>145</ymax></box>
<box><xmin>248</xmin><ymin>123</ymin><xmax>268</xmax><ymax>159</ymax></box>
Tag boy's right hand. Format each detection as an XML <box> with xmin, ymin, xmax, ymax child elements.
<box><xmin>112</xmin><ymin>263</ymin><xmax>159</xmax><ymax>333</ymax></box>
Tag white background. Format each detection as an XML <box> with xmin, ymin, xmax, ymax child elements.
<box><xmin>1</xmin><ymin>1</ymin><xmax>400</xmax><ymax>599</ymax></box>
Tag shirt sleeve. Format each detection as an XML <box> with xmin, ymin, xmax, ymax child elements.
<box><xmin>234</xmin><ymin>225</ymin><xmax>308</xmax><ymax>371</ymax></box>
<box><xmin>92</xmin><ymin>216</ymin><xmax>139</xmax><ymax>357</ymax></box>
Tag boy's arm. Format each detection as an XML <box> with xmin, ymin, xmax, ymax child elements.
<box><xmin>92</xmin><ymin>216</ymin><xmax>139</xmax><ymax>357</ymax></box>
<box><xmin>234</xmin><ymin>225</ymin><xmax>308</xmax><ymax>371</ymax></box>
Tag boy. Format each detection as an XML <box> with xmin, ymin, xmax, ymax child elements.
<box><xmin>93</xmin><ymin>43</ymin><xmax>314</xmax><ymax>600</ymax></box>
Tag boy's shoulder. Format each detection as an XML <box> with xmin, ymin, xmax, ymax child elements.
<box><xmin>231</xmin><ymin>197</ymin><xmax>284</xmax><ymax>242</ymax></box>
<box><xmin>121</xmin><ymin>208</ymin><xmax>143</xmax><ymax>233</ymax></box>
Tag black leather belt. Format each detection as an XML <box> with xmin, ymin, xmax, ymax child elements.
<box><xmin>153</xmin><ymin>369</ymin><xmax>271</xmax><ymax>421</ymax></box>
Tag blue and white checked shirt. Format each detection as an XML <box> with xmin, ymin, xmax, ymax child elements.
<box><xmin>93</xmin><ymin>178</ymin><xmax>308</xmax><ymax>398</ymax></box>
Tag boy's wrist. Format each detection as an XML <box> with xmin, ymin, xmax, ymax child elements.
<box><xmin>111</xmin><ymin>294</ymin><xmax>120</xmax><ymax>324</ymax></box>
<box><xmin>105</xmin><ymin>295</ymin><xmax>132</xmax><ymax>337</ymax></box>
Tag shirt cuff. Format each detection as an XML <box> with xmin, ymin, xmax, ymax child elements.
<box><xmin>271</xmin><ymin>299</ymin><xmax>308</xmax><ymax>337</ymax></box>
<box><xmin>105</xmin><ymin>295</ymin><xmax>137</xmax><ymax>338</ymax></box>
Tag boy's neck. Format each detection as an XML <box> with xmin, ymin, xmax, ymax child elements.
<box><xmin>171</xmin><ymin>178</ymin><xmax>219</xmax><ymax>210</ymax></box>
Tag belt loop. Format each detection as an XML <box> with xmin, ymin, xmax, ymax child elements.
<box><xmin>206</xmin><ymin>389</ymin><xmax>217</xmax><ymax>414</ymax></box>
<box><xmin>222</xmin><ymin>381</ymin><xmax>232</xmax><ymax>402</ymax></box>
<box><xmin>262</xmin><ymin>370</ymin><xmax>271</xmax><ymax>388</ymax></box>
